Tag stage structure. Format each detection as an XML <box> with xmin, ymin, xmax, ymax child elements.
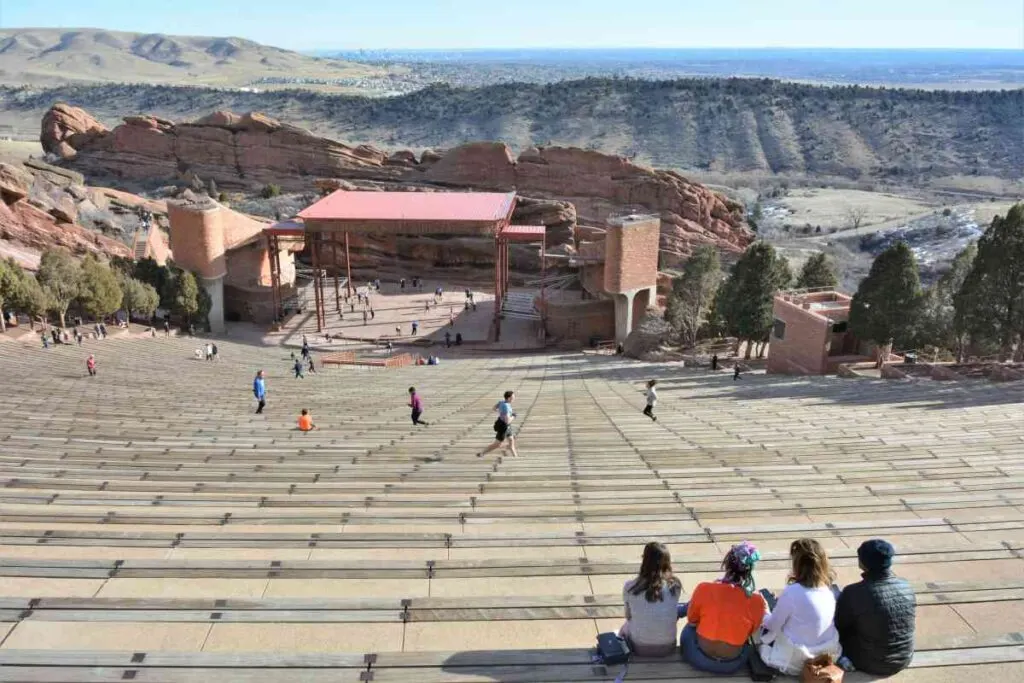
<box><xmin>264</xmin><ymin>191</ymin><xmax>547</xmax><ymax>340</ymax></box>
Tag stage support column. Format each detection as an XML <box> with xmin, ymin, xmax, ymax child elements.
<box><xmin>311</xmin><ymin>232</ymin><xmax>324</xmax><ymax>333</ymax></box>
<box><xmin>333</xmin><ymin>236</ymin><xmax>340</xmax><ymax>311</ymax></box>
<box><xmin>345</xmin><ymin>232</ymin><xmax>354</xmax><ymax>297</ymax></box>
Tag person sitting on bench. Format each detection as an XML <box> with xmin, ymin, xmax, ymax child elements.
<box><xmin>835</xmin><ymin>539</ymin><xmax>915</xmax><ymax>676</ymax></box>
<box><xmin>680</xmin><ymin>541</ymin><xmax>768</xmax><ymax>674</ymax></box>
<box><xmin>618</xmin><ymin>542</ymin><xmax>682</xmax><ymax>657</ymax></box>
<box><xmin>297</xmin><ymin>409</ymin><xmax>317</xmax><ymax>432</ymax></box>
<box><xmin>758</xmin><ymin>538</ymin><xmax>842</xmax><ymax>676</ymax></box>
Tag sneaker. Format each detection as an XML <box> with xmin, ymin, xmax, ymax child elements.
<box><xmin>476</xmin><ymin>452</ymin><xmax>483</xmax><ymax>458</ymax></box>
<box><xmin>652</xmin><ymin>416</ymin><xmax>657</xmax><ymax>422</ymax></box>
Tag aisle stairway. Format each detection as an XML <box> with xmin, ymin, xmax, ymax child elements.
<box><xmin>0</xmin><ymin>335</ymin><xmax>1022</xmax><ymax>681</ymax></box>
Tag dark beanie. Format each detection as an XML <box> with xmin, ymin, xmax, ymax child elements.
<box><xmin>858</xmin><ymin>539</ymin><xmax>895</xmax><ymax>572</ymax></box>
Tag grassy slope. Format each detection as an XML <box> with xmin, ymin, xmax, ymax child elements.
<box><xmin>0</xmin><ymin>28</ymin><xmax>382</xmax><ymax>87</ymax></box>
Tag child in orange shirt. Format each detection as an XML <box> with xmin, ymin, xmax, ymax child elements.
<box><xmin>297</xmin><ymin>409</ymin><xmax>316</xmax><ymax>432</ymax></box>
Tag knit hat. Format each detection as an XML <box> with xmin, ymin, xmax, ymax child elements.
<box><xmin>857</xmin><ymin>539</ymin><xmax>895</xmax><ymax>572</ymax></box>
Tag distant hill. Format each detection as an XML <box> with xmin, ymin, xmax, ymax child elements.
<box><xmin>3</xmin><ymin>78</ymin><xmax>1022</xmax><ymax>186</ymax></box>
<box><xmin>0</xmin><ymin>28</ymin><xmax>382</xmax><ymax>87</ymax></box>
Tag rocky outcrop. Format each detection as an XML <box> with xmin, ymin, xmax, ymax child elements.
<box><xmin>623</xmin><ymin>307</ymin><xmax>672</xmax><ymax>359</ymax></box>
<box><xmin>44</xmin><ymin>106</ymin><xmax>401</xmax><ymax>190</ymax></box>
<box><xmin>0</xmin><ymin>161</ymin><xmax>144</xmax><ymax>268</ymax></box>
<box><xmin>424</xmin><ymin>144</ymin><xmax>750</xmax><ymax>260</ymax></box>
<box><xmin>42</xmin><ymin>104</ymin><xmax>752</xmax><ymax>265</ymax></box>
<box><xmin>41</xmin><ymin>103</ymin><xmax>109</xmax><ymax>160</ymax></box>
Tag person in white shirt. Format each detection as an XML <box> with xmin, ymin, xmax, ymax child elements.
<box><xmin>759</xmin><ymin>538</ymin><xmax>842</xmax><ymax>675</ymax></box>
<box><xmin>643</xmin><ymin>379</ymin><xmax>658</xmax><ymax>421</ymax></box>
<box><xmin>619</xmin><ymin>542</ymin><xmax>682</xmax><ymax>657</ymax></box>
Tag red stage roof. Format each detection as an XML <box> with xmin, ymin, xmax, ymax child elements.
<box><xmin>501</xmin><ymin>224</ymin><xmax>547</xmax><ymax>241</ymax></box>
<box><xmin>298</xmin><ymin>191</ymin><xmax>516</xmax><ymax>223</ymax></box>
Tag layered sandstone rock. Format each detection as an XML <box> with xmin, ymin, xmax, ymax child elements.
<box><xmin>42</xmin><ymin>104</ymin><xmax>752</xmax><ymax>264</ymax></box>
<box><xmin>41</xmin><ymin>103</ymin><xmax>109</xmax><ymax>160</ymax></box>
<box><xmin>44</xmin><ymin>105</ymin><xmax>399</xmax><ymax>190</ymax></box>
<box><xmin>0</xmin><ymin>161</ymin><xmax>142</xmax><ymax>267</ymax></box>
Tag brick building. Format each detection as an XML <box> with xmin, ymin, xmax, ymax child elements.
<box><xmin>166</xmin><ymin>196</ymin><xmax>298</xmax><ymax>332</ymax></box>
<box><xmin>766</xmin><ymin>290</ymin><xmax>871</xmax><ymax>375</ymax></box>
<box><xmin>540</xmin><ymin>214</ymin><xmax>661</xmax><ymax>344</ymax></box>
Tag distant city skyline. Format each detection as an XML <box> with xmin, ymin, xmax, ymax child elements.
<box><xmin>1</xmin><ymin>0</ymin><xmax>1022</xmax><ymax>51</ymax></box>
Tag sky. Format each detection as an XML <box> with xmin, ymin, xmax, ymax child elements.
<box><xmin>1</xmin><ymin>0</ymin><xmax>1022</xmax><ymax>51</ymax></box>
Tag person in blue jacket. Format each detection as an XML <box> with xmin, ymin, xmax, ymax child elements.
<box><xmin>253</xmin><ymin>370</ymin><xmax>267</xmax><ymax>414</ymax></box>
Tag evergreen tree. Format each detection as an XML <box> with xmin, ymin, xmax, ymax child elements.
<box><xmin>36</xmin><ymin>248</ymin><xmax>82</xmax><ymax>328</ymax></box>
<box><xmin>78</xmin><ymin>255</ymin><xmax>123</xmax><ymax>320</ymax></box>
<box><xmin>719</xmin><ymin>242</ymin><xmax>792</xmax><ymax>359</ymax></box>
<box><xmin>796</xmin><ymin>253</ymin><xmax>839</xmax><ymax>290</ymax></box>
<box><xmin>0</xmin><ymin>259</ymin><xmax>22</xmax><ymax>333</ymax></box>
<box><xmin>17</xmin><ymin>274</ymin><xmax>49</xmax><ymax>328</ymax></box>
<box><xmin>921</xmin><ymin>244</ymin><xmax>976</xmax><ymax>360</ymax></box>
<box><xmin>849</xmin><ymin>242</ymin><xmax>923</xmax><ymax>364</ymax></box>
<box><xmin>954</xmin><ymin>204</ymin><xmax>1024</xmax><ymax>360</ymax></box>
<box><xmin>172</xmin><ymin>270</ymin><xmax>201</xmax><ymax>325</ymax></box>
<box><xmin>118</xmin><ymin>274</ymin><xmax>160</xmax><ymax>322</ymax></box>
<box><xmin>665</xmin><ymin>245</ymin><xmax>721</xmax><ymax>346</ymax></box>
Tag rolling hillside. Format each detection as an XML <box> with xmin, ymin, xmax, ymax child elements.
<box><xmin>2</xmin><ymin>78</ymin><xmax>1022</xmax><ymax>184</ymax></box>
<box><xmin>0</xmin><ymin>28</ymin><xmax>383</xmax><ymax>87</ymax></box>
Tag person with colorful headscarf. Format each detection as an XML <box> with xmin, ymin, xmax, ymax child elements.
<box><xmin>679</xmin><ymin>541</ymin><xmax>769</xmax><ymax>674</ymax></box>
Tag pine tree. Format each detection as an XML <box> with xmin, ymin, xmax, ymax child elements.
<box><xmin>36</xmin><ymin>248</ymin><xmax>82</xmax><ymax>328</ymax></box>
<box><xmin>954</xmin><ymin>203</ymin><xmax>1024</xmax><ymax>360</ymax></box>
<box><xmin>796</xmin><ymin>253</ymin><xmax>839</xmax><ymax>290</ymax></box>
<box><xmin>665</xmin><ymin>245</ymin><xmax>721</xmax><ymax>346</ymax></box>
<box><xmin>849</xmin><ymin>242</ymin><xmax>923</xmax><ymax>365</ymax></box>
<box><xmin>719</xmin><ymin>242</ymin><xmax>792</xmax><ymax>359</ymax></box>
<box><xmin>173</xmin><ymin>270</ymin><xmax>201</xmax><ymax>325</ymax></box>
<box><xmin>921</xmin><ymin>244</ymin><xmax>976</xmax><ymax>360</ymax></box>
<box><xmin>78</xmin><ymin>255</ymin><xmax>123</xmax><ymax>321</ymax></box>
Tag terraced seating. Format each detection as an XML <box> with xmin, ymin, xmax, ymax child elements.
<box><xmin>0</xmin><ymin>334</ymin><xmax>1022</xmax><ymax>681</ymax></box>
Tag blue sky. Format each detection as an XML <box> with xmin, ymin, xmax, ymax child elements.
<box><xmin>1</xmin><ymin>0</ymin><xmax>1021</xmax><ymax>51</ymax></box>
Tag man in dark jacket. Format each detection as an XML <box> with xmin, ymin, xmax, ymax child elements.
<box><xmin>835</xmin><ymin>539</ymin><xmax>916</xmax><ymax>675</ymax></box>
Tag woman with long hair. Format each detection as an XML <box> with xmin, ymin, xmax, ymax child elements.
<box><xmin>758</xmin><ymin>538</ymin><xmax>842</xmax><ymax>675</ymax></box>
<box><xmin>619</xmin><ymin>542</ymin><xmax>683</xmax><ymax>657</ymax></box>
<box><xmin>680</xmin><ymin>541</ymin><xmax>769</xmax><ymax>674</ymax></box>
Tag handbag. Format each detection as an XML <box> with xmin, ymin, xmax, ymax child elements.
<box><xmin>595</xmin><ymin>632</ymin><xmax>631</xmax><ymax>665</ymax></box>
<box><xmin>801</xmin><ymin>654</ymin><xmax>843</xmax><ymax>683</ymax></box>
<box><xmin>748</xmin><ymin>644</ymin><xmax>777</xmax><ymax>682</ymax></box>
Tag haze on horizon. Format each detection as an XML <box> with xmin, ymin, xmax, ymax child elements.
<box><xmin>1</xmin><ymin>0</ymin><xmax>1021</xmax><ymax>52</ymax></box>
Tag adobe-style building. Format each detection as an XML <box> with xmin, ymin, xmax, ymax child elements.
<box><xmin>166</xmin><ymin>195</ymin><xmax>298</xmax><ymax>332</ymax></box>
<box><xmin>766</xmin><ymin>289</ymin><xmax>870</xmax><ymax>375</ymax></box>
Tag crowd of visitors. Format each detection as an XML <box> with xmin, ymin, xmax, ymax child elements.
<box><xmin>615</xmin><ymin>538</ymin><xmax>916</xmax><ymax>677</ymax></box>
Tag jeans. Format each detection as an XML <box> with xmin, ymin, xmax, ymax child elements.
<box><xmin>256</xmin><ymin>399</ymin><xmax>265</xmax><ymax>414</ymax></box>
<box><xmin>680</xmin><ymin>624</ymin><xmax>750</xmax><ymax>675</ymax></box>
<box><xmin>411</xmin><ymin>410</ymin><xmax>424</xmax><ymax>425</ymax></box>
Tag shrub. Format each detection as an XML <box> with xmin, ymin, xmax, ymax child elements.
<box><xmin>260</xmin><ymin>184</ymin><xmax>281</xmax><ymax>199</ymax></box>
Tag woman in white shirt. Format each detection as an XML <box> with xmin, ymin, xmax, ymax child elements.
<box><xmin>619</xmin><ymin>542</ymin><xmax>682</xmax><ymax>657</ymax></box>
<box><xmin>759</xmin><ymin>538</ymin><xmax>842</xmax><ymax>675</ymax></box>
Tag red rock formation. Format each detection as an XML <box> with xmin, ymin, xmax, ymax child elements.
<box><xmin>0</xmin><ymin>161</ymin><xmax>136</xmax><ymax>267</ymax></box>
<box><xmin>424</xmin><ymin>144</ymin><xmax>750</xmax><ymax>259</ymax></box>
<box><xmin>40</xmin><ymin>103</ymin><xmax>109</xmax><ymax>160</ymax></box>
<box><xmin>41</xmin><ymin>105</ymin><xmax>752</xmax><ymax>263</ymax></box>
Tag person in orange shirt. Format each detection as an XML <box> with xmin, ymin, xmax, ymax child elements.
<box><xmin>680</xmin><ymin>541</ymin><xmax>769</xmax><ymax>674</ymax></box>
<box><xmin>297</xmin><ymin>409</ymin><xmax>317</xmax><ymax>432</ymax></box>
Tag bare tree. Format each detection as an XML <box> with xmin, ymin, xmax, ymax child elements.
<box><xmin>846</xmin><ymin>205</ymin><xmax>868</xmax><ymax>231</ymax></box>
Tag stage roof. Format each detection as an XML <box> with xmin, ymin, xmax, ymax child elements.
<box><xmin>298</xmin><ymin>191</ymin><xmax>516</xmax><ymax>223</ymax></box>
<box><xmin>501</xmin><ymin>224</ymin><xmax>546</xmax><ymax>242</ymax></box>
